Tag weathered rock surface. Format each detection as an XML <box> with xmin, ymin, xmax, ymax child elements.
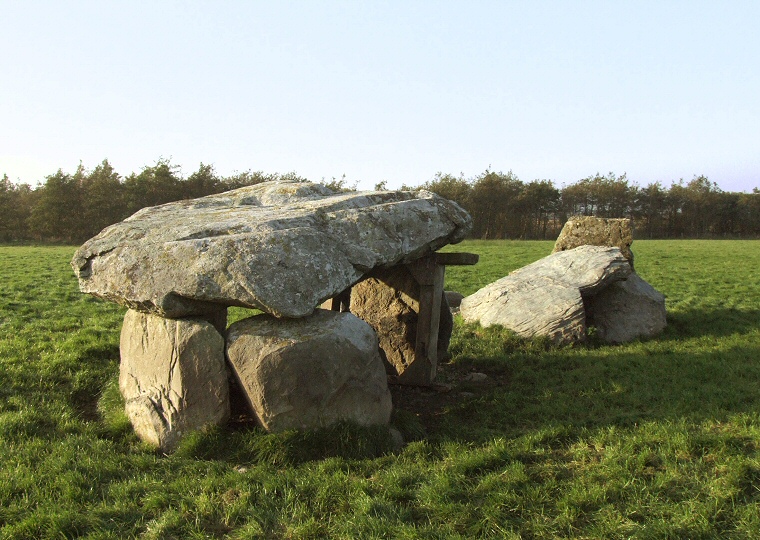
<box><xmin>590</xmin><ymin>272</ymin><xmax>667</xmax><ymax>343</ymax></box>
<box><xmin>226</xmin><ymin>310</ymin><xmax>392</xmax><ymax>432</ymax></box>
<box><xmin>119</xmin><ymin>310</ymin><xmax>229</xmax><ymax>452</ymax></box>
<box><xmin>553</xmin><ymin>216</ymin><xmax>634</xmax><ymax>266</ymax></box>
<box><xmin>460</xmin><ymin>246</ymin><xmax>631</xmax><ymax>344</ymax></box>
<box><xmin>350</xmin><ymin>267</ymin><xmax>453</xmax><ymax>383</ymax></box>
<box><xmin>71</xmin><ymin>180</ymin><xmax>471</xmax><ymax>318</ymax></box>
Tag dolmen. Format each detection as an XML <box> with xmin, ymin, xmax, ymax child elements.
<box><xmin>72</xmin><ymin>180</ymin><xmax>472</xmax><ymax>451</ymax></box>
<box><xmin>461</xmin><ymin>216</ymin><xmax>666</xmax><ymax>345</ymax></box>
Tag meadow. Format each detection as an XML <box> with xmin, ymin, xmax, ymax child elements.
<box><xmin>1</xmin><ymin>240</ymin><xmax>759</xmax><ymax>539</ymax></box>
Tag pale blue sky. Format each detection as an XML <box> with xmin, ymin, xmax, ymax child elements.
<box><xmin>2</xmin><ymin>1</ymin><xmax>758</xmax><ymax>191</ymax></box>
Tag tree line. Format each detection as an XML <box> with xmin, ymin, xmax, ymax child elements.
<box><xmin>419</xmin><ymin>170</ymin><xmax>760</xmax><ymax>240</ymax></box>
<box><xmin>0</xmin><ymin>160</ymin><xmax>314</xmax><ymax>244</ymax></box>
<box><xmin>1</xmin><ymin>159</ymin><xmax>758</xmax><ymax>244</ymax></box>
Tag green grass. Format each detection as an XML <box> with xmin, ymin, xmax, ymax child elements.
<box><xmin>1</xmin><ymin>241</ymin><xmax>760</xmax><ymax>538</ymax></box>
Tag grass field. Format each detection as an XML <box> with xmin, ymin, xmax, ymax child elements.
<box><xmin>1</xmin><ymin>240</ymin><xmax>760</xmax><ymax>539</ymax></box>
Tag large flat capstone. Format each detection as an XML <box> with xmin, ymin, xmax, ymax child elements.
<box><xmin>71</xmin><ymin>181</ymin><xmax>471</xmax><ymax>318</ymax></box>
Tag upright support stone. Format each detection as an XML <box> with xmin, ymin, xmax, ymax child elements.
<box><xmin>351</xmin><ymin>267</ymin><xmax>423</xmax><ymax>383</ymax></box>
<box><xmin>590</xmin><ymin>272</ymin><xmax>667</xmax><ymax>343</ymax></box>
<box><xmin>404</xmin><ymin>255</ymin><xmax>445</xmax><ymax>385</ymax></box>
<box><xmin>226</xmin><ymin>310</ymin><xmax>392</xmax><ymax>432</ymax></box>
<box><xmin>119</xmin><ymin>310</ymin><xmax>230</xmax><ymax>452</ymax></box>
<box><xmin>553</xmin><ymin>216</ymin><xmax>634</xmax><ymax>268</ymax></box>
<box><xmin>348</xmin><ymin>256</ymin><xmax>448</xmax><ymax>386</ymax></box>
<box><xmin>346</xmin><ymin>252</ymin><xmax>476</xmax><ymax>386</ymax></box>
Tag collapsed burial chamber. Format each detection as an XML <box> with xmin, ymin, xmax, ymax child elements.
<box><xmin>72</xmin><ymin>183</ymin><xmax>665</xmax><ymax>452</ymax></box>
<box><xmin>460</xmin><ymin>216</ymin><xmax>666</xmax><ymax>345</ymax></box>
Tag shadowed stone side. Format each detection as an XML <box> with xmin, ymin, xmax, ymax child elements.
<box><xmin>119</xmin><ymin>310</ymin><xmax>229</xmax><ymax>452</ymax></box>
<box><xmin>444</xmin><ymin>291</ymin><xmax>464</xmax><ymax>313</ymax></box>
<box><xmin>226</xmin><ymin>310</ymin><xmax>392</xmax><ymax>432</ymax></box>
<box><xmin>349</xmin><ymin>267</ymin><xmax>453</xmax><ymax>381</ymax></box>
<box><xmin>590</xmin><ymin>273</ymin><xmax>667</xmax><ymax>343</ymax></box>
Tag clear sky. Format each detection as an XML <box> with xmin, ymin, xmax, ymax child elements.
<box><xmin>2</xmin><ymin>1</ymin><xmax>758</xmax><ymax>192</ymax></box>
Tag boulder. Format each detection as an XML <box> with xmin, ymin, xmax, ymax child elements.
<box><xmin>590</xmin><ymin>272</ymin><xmax>667</xmax><ymax>343</ymax></box>
<box><xmin>460</xmin><ymin>246</ymin><xmax>631</xmax><ymax>344</ymax></box>
<box><xmin>349</xmin><ymin>266</ymin><xmax>453</xmax><ymax>383</ymax></box>
<box><xmin>464</xmin><ymin>278</ymin><xmax>588</xmax><ymax>345</ymax></box>
<box><xmin>119</xmin><ymin>310</ymin><xmax>229</xmax><ymax>452</ymax></box>
<box><xmin>226</xmin><ymin>310</ymin><xmax>392</xmax><ymax>432</ymax></box>
<box><xmin>71</xmin><ymin>180</ymin><xmax>471</xmax><ymax>319</ymax></box>
<box><xmin>444</xmin><ymin>291</ymin><xmax>464</xmax><ymax>313</ymax></box>
<box><xmin>553</xmin><ymin>216</ymin><xmax>634</xmax><ymax>267</ymax></box>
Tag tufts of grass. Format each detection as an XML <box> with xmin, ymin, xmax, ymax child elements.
<box><xmin>2</xmin><ymin>241</ymin><xmax>760</xmax><ymax>538</ymax></box>
<box><xmin>173</xmin><ymin>421</ymin><xmax>401</xmax><ymax>466</ymax></box>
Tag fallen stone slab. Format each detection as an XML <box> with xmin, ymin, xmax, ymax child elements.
<box><xmin>553</xmin><ymin>216</ymin><xmax>634</xmax><ymax>267</ymax></box>
<box><xmin>590</xmin><ymin>272</ymin><xmax>667</xmax><ymax>343</ymax></box>
<box><xmin>460</xmin><ymin>246</ymin><xmax>631</xmax><ymax>344</ymax></box>
<box><xmin>464</xmin><ymin>277</ymin><xmax>587</xmax><ymax>344</ymax></box>
<box><xmin>119</xmin><ymin>310</ymin><xmax>229</xmax><ymax>452</ymax></box>
<box><xmin>226</xmin><ymin>310</ymin><xmax>392</xmax><ymax>432</ymax></box>
<box><xmin>71</xmin><ymin>180</ymin><xmax>471</xmax><ymax>319</ymax></box>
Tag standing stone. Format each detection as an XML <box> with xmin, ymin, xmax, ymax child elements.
<box><xmin>349</xmin><ymin>266</ymin><xmax>453</xmax><ymax>384</ymax></box>
<box><xmin>226</xmin><ymin>310</ymin><xmax>392</xmax><ymax>432</ymax></box>
<box><xmin>119</xmin><ymin>310</ymin><xmax>229</xmax><ymax>452</ymax></box>
<box><xmin>590</xmin><ymin>273</ymin><xmax>667</xmax><ymax>343</ymax></box>
<box><xmin>553</xmin><ymin>216</ymin><xmax>634</xmax><ymax>267</ymax></box>
<box><xmin>460</xmin><ymin>246</ymin><xmax>631</xmax><ymax>345</ymax></box>
<box><xmin>438</xmin><ymin>293</ymin><xmax>454</xmax><ymax>360</ymax></box>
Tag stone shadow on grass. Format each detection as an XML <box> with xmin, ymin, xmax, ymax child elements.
<box><xmin>71</xmin><ymin>343</ymin><xmax>120</xmax><ymax>422</ymax></box>
<box><xmin>422</xmin><ymin>341</ymin><xmax>760</xmax><ymax>446</ymax></box>
<box><xmin>661</xmin><ymin>307</ymin><xmax>760</xmax><ymax>339</ymax></box>
<box><xmin>174</xmin><ymin>421</ymin><xmax>401</xmax><ymax>466</ymax></box>
<box><xmin>92</xmin><ymin>316</ymin><xmax>760</xmax><ymax>463</ymax></box>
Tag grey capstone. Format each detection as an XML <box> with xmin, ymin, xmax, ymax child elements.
<box><xmin>71</xmin><ymin>180</ymin><xmax>471</xmax><ymax>318</ymax></box>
